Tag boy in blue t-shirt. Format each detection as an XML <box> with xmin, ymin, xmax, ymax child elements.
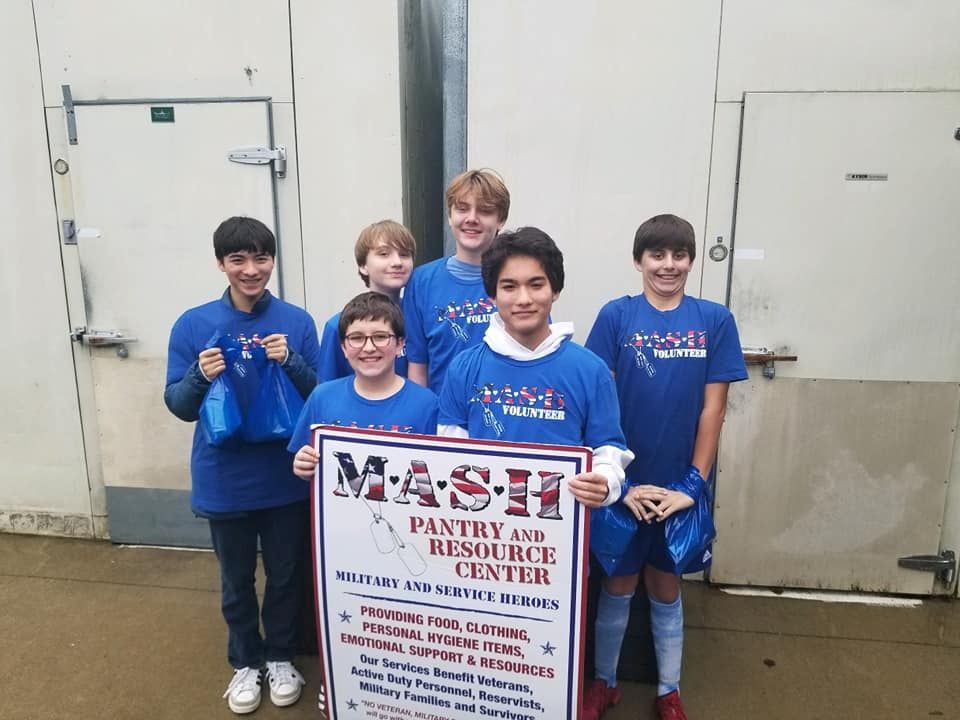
<box><xmin>163</xmin><ymin>216</ymin><xmax>321</xmax><ymax>714</ymax></box>
<box><xmin>402</xmin><ymin>169</ymin><xmax>510</xmax><ymax>393</ymax></box>
<box><xmin>438</xmin><ymin>227</ymin><xmax>634</xmax><ymax>509</ymax></box>
<box><xmin>582</xmin><ymin>214</ymin><xmax>748</xmax><ymax>720</ymax></box>
<box><xmin>317</xmin><ymin>220</ymin><xmax>416</xmax><ymax>382</ymax></box>
<box><xmin>290</xmin><ymin>292</ymin><xmax>439</xmax><ymax>480</ymax></box>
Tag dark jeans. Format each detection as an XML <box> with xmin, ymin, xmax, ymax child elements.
<box><xmin>209</xmin><ymin>500</ymin><xmax>309</xmax><ymax>669</ymax></box>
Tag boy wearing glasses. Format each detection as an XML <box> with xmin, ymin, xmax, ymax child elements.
<box><xmin>289</xmin><ymin>292</ymin><xmax>439</xmax><ymax>480</ymax></box>
<box><xmin>317</xmin><ymin>220</ymin><xmax>416</xmax><ymax>382</ymax></box>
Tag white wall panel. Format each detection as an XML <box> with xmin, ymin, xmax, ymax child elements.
<box><xmin>34</xmin><ymin>0</ymin><xmax>294</xmax><ymax>105</ymax></box>
<box><xmin>468</xmin><ymin>1</ymin><xmax>721</xmax><ymax>339</ymax></box>
<box><xmin>718</xmin><ymin>0</ymin><xmax>960</xmax><ymax>101</ymax></box>
<box><xmin>292</xmin><ymin>1</ymin><xmax>404</xmax><ymax>319</ymax></box>
<box><xmin>699</xmin><ymin>103</ymin><xmax>741</xmax><ymax>304</ymax></box>
<box><xmin>1</xmin><ymin>1</ymin><xmax>90</xmax><ymax>520</ymax></box>
<box><xmin>273</xmin><ymin>102</ymin><xmax>306</xmax><ymax>306</ymax></box>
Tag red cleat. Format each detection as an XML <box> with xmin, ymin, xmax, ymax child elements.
<box><xmin>582</xmin><ymin>679</ymin><xmax>622</xmax><ymax>720</ymax></box>
<box><xmin>655</xmin><ymin>689</ymin><xmax>688</xmax><ymax>720</ymax></box>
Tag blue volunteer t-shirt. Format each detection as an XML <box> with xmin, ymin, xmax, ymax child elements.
<box><xmin>165</xmin><ymin>291</ymin><xmax>321</xmax><ymax>514</ymax></box>
<box><xmin>288</xmin><ymin>377</ymin><xmax>439</xmax><ymax>451</ymax></box>
<box><xmin>438</xmin><ymin>339</ymin><xmax>627</xmax><ymax>451</ymax></box>
<box><xmin>585</xmin><ymin>294</ymin><xmax>747</xmax><ymax>488</ymax></box>
<box><xmin>401</xmin><ymin>258</ymin><xmax>496</xmax><ymax>393</ymax></box>
<box><xmin>317</xmin><ymin>311</ymin><xmax>408</xmax><ymax>383</ymax></box>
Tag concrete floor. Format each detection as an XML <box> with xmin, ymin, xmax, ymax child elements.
<box><xmin>0</xmin><ymin>534</ymin><xmax>957</xmax><ymax>720</ymax></box>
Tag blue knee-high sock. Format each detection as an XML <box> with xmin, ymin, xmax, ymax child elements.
<box><xmin>594</xmin><ymin>589</ymin><xmax>633</xmax><ymax>687</ymax></box>
<box><xmin>649</xmin><ymin>594</ymin><xmax>683</xmax><ymax>696</ymax></box>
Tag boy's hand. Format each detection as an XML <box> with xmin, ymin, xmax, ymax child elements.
<box><xmin>623</xmin><ymin>485</ymin><xmax>693</xmax><ymax>523</ymax></box>
<box><xmin>293</xmin><ymin>445</ymin><xmax>319</xmax><ymax>481</ymax></box>
<box><xmin>567</xmin><ymin>472</ymin><xmax>610</xmax><ymax>508</ymax></box>
<box><xmin>198</xmin><ymin>348</ymin><xmax>225</xmax><ymax>381</ymax></box>
<box><xmin>262</xmin><ymin>333</ymin><xmax>288</xmax><ymax>363</ymax></box>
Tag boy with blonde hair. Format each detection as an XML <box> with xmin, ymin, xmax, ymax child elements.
<box><xmin>403</xmin><ymin>169</ymin><xmax>510</xmax><ymax>392</ymax></box>
<box><xmin>318</xmin><ymin>220</ymin><xmax>416</xmax><ymax>382</ymax></box>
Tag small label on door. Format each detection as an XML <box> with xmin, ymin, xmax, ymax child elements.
<box><xmin>845</xmin><ymin>173</ymin><xmax>887</xmax><ymax>181</ymax></box>
<box><xmin>150</xmin><ymin>106</ymin><xmax>175</xmax><ymax>123</ymax></box>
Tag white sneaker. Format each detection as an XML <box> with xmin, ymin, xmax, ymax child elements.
<box><xmin>265</xmin><ymin>660</ymin><xmax>305</xmax><ymax>707</ymax></box>
<box><xmin>222</xmin><ymin>667</ymin><xmax>262</xmax><ymax>714</ymax></box>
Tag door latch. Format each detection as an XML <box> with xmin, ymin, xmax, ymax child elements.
<box><xmin>71</xmin><ymin>327</ymin><xmax>138</xmax><ymax>358</ymax></box>
<box><xmin>898</xmin><ymin>550</ymin><xmax>955</xmax><ymax>585</ymax></box>
<box><xmin>741</xmin><ymin>345</ymin><xmax>799</xmax><ymax>379</ymax></box>
<box><xmin>227</xmin><ymin>145</ymin><xmax>287</xmax><ymax>178</ymax></box>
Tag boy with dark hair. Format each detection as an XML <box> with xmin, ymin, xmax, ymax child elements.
<box><xmin>317</xmin><ymin>220</ymin><xmax>416</xmax><ymax>382</ymax></box>
<box><xmin>583</xmin><ymin>214</ymin><xmax>748</xmax><ymax>720</ymax></box>
<box><xmin>290</xmin><ymin>291</ymin><xmax>439</xmax><ymax>480</ymax></box>
<box><xmin>164</xmin><ymin>216</ymin><xmax>321</xmax><ymax>714</ymax></box>
<box><xmin>438</xmin><ymin>226</ymin><xmax>634</xmax><ymax>508</ymax></box>
<box><xmin>403</xmin><ymin>168</ymin><xmax>510</xmax><ymax>393</ymax></box>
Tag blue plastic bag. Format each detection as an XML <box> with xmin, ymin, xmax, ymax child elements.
<box><xmin>665</xmin><ymin>467</ymin><xmax>717</xmax><ymax>573</ymax></box>
<box><xmin>199</xmin><ymin>373</ymin><xmax>242</xmax><ymax>446</ymax></box>
<box><xmin>242</xmin><ymin>360</ymin><xmax>305</xmax><ymax>443</ymax></box>
<box><xmin>199</xmin><ymin>331</ymin><xmax>301</xmax><ymax>446</ymax></box>
<box><xmin>219</xmin><ymin>333</ymin><xmax>268</xmax><ymax>413</ymax></box>
<box><xmin>590</xmin><ymin>501</ymin><xmax>640</xmax><ymax>576</ymax></box>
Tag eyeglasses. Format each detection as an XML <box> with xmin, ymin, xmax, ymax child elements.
<box><xmin>344</xmin><ymin>332</ymin><xmax>397</xmax><ymax>349</ymax></box>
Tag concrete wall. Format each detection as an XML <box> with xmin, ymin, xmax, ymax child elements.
<box><xmin>467</xmin><ymin>1</ymin><xmax>722</xmax><ymax>333</ymax></box>
<box><xmin>1</xmin><ymin>0</ymin><xmax>405</xmax><ymax>540</ymax></box>
<box><xmin>466</xmin><ymin>0</ymin><xmax>960</xmax><ymax>594</ymax></box>
<box><xmin>702</xmin><ymin>0</ymin><xmax>960</xmax><ymax>308</ymax></box>
<box><xmin>0</xmin><ymin>1</ymin><xmax>92</xmax><ymax>536</ymax></box>
<box><xmin>291</xmin><ymin>1</ymin><xmax>406</xmax><ymax>314</ymax></box>
<box><xmin>468</xmin><ymin>0</ymin><xmax>960</xmax><ymax>332</ymax></box>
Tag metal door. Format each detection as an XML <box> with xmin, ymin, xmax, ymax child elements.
<box><xmin>54</xmin><ymin>95</ymin><xmax>284</xmax><ymax>546</ymax></box>
<box><xmin>711</xmin><ymin>92</ymin><xmax>960</xmax><ymax>595</ymax></box>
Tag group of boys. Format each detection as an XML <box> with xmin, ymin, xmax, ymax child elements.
<box><xmin>164</xmin><ymin>169</ymin><xmax>747</xmax><ymax>720</ymax></box>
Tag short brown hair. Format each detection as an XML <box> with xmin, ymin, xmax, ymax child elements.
<box><xmin>633</xmin><ymin>214</ymin><xmax>697</xmax><ymax>263</ymax></box>
<box><xmin>353</xmin><ymin>220</ymin><xmax>417</xmax><ymax>286</ymax></box>
<box><xmin>445</xmin><ymin>169</ymin><xmax>510</xmax><ymax>222</ymax></box>
<box><xmin>338</xmin><ymin>292</ymin><xmax>405</xmax><ymax>340</ymax></box>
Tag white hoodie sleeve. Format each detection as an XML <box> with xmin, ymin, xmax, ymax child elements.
<box><xmin>437</xmin><ymin>424</ymin><xmax>470</xmax><ymax>439</ymax></box>
<box><xmin>592</xmin><ymin>445</ymin><xmax>636</xmax><ymax>507</ymax></box>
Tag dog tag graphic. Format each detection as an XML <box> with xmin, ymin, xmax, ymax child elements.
<box><xmin>370</xmin><ymin>518</ymin><xmax>395</xmax><ymax>553</ymax></box>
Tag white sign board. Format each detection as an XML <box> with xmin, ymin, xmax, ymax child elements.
<box><xmin>311</xmin><ymin>426</ymin><xmax>591</xmax><ymax>720</ymax></box>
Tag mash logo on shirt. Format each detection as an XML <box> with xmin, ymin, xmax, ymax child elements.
<box><xmin>624</xmin><ymin>329</ymin><xmax>708</xmax><ymax>375</ymax></box>
<box><xmin>468</xmin><ymin>383</ymin><xmax>567</xmax><ymax>436</ymax></box>
<box><xmin>327</xmin><ymin>420</ymin><xmax>416</xmax><ymax>433</ymax></box>
<box><xmin>433</xmin><ymin>297</ymin><xmax>497</xmax><ymax>341</ymax></box>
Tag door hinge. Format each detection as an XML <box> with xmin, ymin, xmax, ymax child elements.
<box><xmin>227</xmin><ymin>144</ymin><xmax>287</xmax><ymax>178</ymax></box>
<box><xmin>62</xmin><ymin>84</ymin><xmax>78</xmax><ymax>145</ymax></box>
<box><xmin>63</xmin><ymin>219</ymin><xmax>77</xmax><ymax>245</ymax></box>
<box><xmin>897</xmin><ymin>550</ymin><xmax>955</xmax><ymax>585</ymax></box>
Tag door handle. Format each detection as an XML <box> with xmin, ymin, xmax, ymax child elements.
<box><xmin>898</xmin><ymin>551</ymin><xmax>955</xmax><ymax>585</ymax></box>
<box><xmin>71</xmin><ymin>327</ymin><xmax>138</xmax><ymax>358</ymax></box>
